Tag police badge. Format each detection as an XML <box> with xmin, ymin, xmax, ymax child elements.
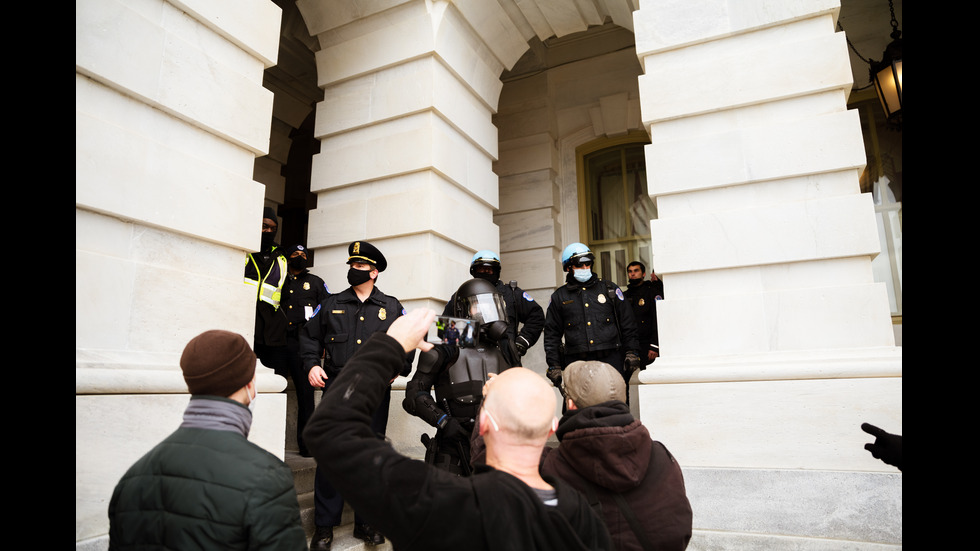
<box><xmin>597</xmin><ymin>292</ymin><xmax>606</xmax><ymax>304</ymax></box>
<box><xmin>379</xmin><ymin>307</ymin><xmax>387</xmax><ymax>320</ymax></box>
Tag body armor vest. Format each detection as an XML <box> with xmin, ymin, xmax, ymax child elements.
<box><xmin>434</xmin><ymin>346</ymin><xmax>508</xmax><ymax>422</ymax></box>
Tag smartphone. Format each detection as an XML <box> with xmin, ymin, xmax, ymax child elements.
<box><xmin>428</xmin><ymin>316</ymin><xmax>481</xmax><ymax>348</ymax></box>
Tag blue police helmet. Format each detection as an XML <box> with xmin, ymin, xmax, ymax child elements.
<box><xmin>470</xmin><ymin>250</ymin><xmax>501</xmax><ymax>278</ymax></box>
<box><xmin>561</xmin><ymin>242</ymin><xmax>594</xmax><ymax>271</ymax></box>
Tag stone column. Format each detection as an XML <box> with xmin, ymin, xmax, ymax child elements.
<box><xmin>634</xmin><ymin>0</ymin><xmax>901</xmax><ymax>547</ymax></box>
<box><xmin>295</xmin><ymin>0</ymin><xmax>528</xmax><ymax>305</ymax></box>
<box><xmin>294</xmin><ymin>0</ymin><xmax>530</xmax><ymax>456</ymax></box>
<box><xmin>75</xmin><ymin>0</ymin><xmax>284</xmax><ymax>545</ymax></box>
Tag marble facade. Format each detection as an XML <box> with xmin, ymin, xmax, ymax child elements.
<box><xmin>77</xmin><ymin>1</ymin><xmax>901</xmax><ymax>549</ymax></box>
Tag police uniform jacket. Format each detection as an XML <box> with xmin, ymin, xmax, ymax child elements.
<box><xmin>623</xmin><ymin>279</ymin><xmax>664</xmax><ymax>359</ymax></box>
<box><xmin>282</xmin><ymin>269</ymin><xmax>330</xmax><ymax>335</ymax></box>
<box><xmin>442</xmin><ymin>279</ymin><xmax>545</xmax><ymax>352</ymax></box>
<box><xmin>298</xmin><ymin>286</ymin><xmax>413</xmax><ymax>379</ymax></box>
<box><xmin>544</xmin><ymin>273</ymin><xmax>640</xmax><ymax>369</ymax></box>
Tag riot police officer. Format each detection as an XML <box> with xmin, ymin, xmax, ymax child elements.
<box><xmin>405</xmin><ymin>278</ymin><xmax>517</xmax><ymax>475</ymax></box>
<box><xmin>441</xmin><ymin>250</ymin><xmax>544</xmax><ymax>366</ymax></box>
<box><xmin>299</xmin><ymin>240</ymin><xmax>413</xmax><ymax>550</ymax></box>
<box><xmin>543</xmin><ymin>243</ymin><xmax>642</xmax><ymax>391</ymax></box>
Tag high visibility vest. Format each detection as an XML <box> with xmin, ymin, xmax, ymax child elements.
<box><xmin>244</xmin><ymin>249</ymin><xmax>287</xmax><ymax>309</ymax></box>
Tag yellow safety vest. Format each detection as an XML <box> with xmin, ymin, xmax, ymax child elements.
<box><xmin>244</xmin><ymin>249</ymin><xmax>287</xmax><ymax>310</ymax></box>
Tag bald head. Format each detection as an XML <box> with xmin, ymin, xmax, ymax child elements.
<box><xmin>482</xmin><ymin>368</ymin><xmax>557</xmax><ymax>444</ymax></box>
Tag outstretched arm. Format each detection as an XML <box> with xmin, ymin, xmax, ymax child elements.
<box><xmin>303</xmin><ymin>309</ymin><xmax>437</xmax><ymax>544</ymax></box>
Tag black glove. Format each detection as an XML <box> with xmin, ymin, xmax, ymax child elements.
<box><xmin>515</xmin><ymin>335</ymin><xmax>529</xmax><ymax>356</ymax></box>
<box><xmin>624</xmin><ymin>352</ymin><xmax>642</xmax><ymax>380</ymax></box>
<box><xmin>546</xmin><ymin>366</ymin><xmax>563</xmax><ymax>388</ymax></box>
<box><xmin>438</xmin><ymin>415</ymin><xmax>465</xmax><ymax>440</ymax></box>
<box><xmin>861</xmin><ymin>423</ymin><xmax>903</xmax><ymax>471</ymax></box>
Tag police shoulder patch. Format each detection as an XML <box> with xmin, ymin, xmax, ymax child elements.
<box><xmin>615</xmin><ymin>288</ymin><xmax>625</xmax><ymax>301</ymax></box>
<box><xmin>523</xmin><ymin>292</ymin><xmax>534</xmax><ymax>302</ymax></box>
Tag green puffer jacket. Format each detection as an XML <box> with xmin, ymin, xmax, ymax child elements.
<box><xmin>108</xmin><ymin>397</ymin><xmax>307</xmax><ymax>550</ymax></box>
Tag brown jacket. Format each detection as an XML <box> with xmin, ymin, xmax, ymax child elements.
<box><xmin>539</xmin><ymin>401</ymin><xmax>692</xmax><ymax>551</ymax></box>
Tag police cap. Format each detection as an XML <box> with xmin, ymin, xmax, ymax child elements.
<box><xmin>347</xmin><ymin>240</ymin><xmax>387</xmax><ymax>272</ymax></box>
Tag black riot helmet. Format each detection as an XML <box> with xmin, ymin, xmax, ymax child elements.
<box><xmin>453</xmin><ymin>278</ymin><xmax>509</xmax><ymax>342</ymax></box>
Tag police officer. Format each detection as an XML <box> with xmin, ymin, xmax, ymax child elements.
<box><xmin>281</xmin><ymin>244</ymin><xmax>329</xmax><ymax>457</ymax></box>
<box><xmin>441</xmin><ymin>250</ymin><xmax>544</xmax><ymax>366</ymax></box>
<box><xmin>243</xmin><ymin>206</ymin><xmax>288</xmax><ymax>377</ymax></box>
<box><xmin>404</xmin><ymin>278</ymin><xmax>517</xmax><ymax>476</ymax></box>
<box><xmin>299</xmin><ymin>240</ymin><xmax>413</xmax><ymax>550</ymax></box>
<box><xmin>624</xmin><ymin>260</ymin><xmax>664</xmax><ymax>366</ymax></box>
<box><xmin>543</xmin><ymin>243</ymin><xmax>642</xmax><ymax>392</ymax></box>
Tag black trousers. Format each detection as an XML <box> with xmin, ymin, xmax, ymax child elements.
<box><xmin>313</xmin><ymin>379</ymin><xmax>391</xmax><ymax>527</ymax></box>
<box><xmin>285</xmin><ymin>332</ymin><xmax>316</xmax><ymax>454</ymax></box>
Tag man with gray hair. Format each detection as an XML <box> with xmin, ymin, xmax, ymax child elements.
<box><xmin>541</xmin><ymin>360</ymin><xmax>693</xmax><ymax>551</ymax></box>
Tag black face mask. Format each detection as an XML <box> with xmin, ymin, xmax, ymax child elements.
<box><xmin>347</xmin><ymin>267</ymin><xmax>373</xmax><ymax>287</ymax></box>
<box><xmin>482</xmin><ymin>320</ymin><xmax>508</xmax><ymax>342</ymax></box>
<box><xmin>260</xmin><ymin>231</ymin><xmax>276</xmax><ymax>250</ymax></box>
<box><xmin>474</xmin><ymin>271</ymin><xmax>500</xmax><ymax>285</ymax></box>
<box><xmin>627</xmin><ymin>278</ymin><xmax>643</xmax><ymax>287</ymax></box>
<box><xmin>288</xmin><ymin>256</ymin><xmax>308</xmax><ymax>272</ymax></box>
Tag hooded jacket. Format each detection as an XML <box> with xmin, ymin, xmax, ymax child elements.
<box><xmin>540</xmin><ymin>401</ymin><xmax>692</xmax><ymax>551</ymax></box>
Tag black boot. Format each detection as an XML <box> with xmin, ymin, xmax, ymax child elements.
<box><xmin>353</xmin><ymin>523</ymin><xmax>385</xmax><ymax>545</ymax></box>
<box><xmin>310</xmin><ymin>525</ymin><xmax>333</xmax><ymax>551</ymax></box>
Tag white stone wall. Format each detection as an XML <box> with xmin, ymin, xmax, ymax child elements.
<box><xmin>634</xmin><ymin>0</ymin><xmax>901</xmax><ymax>547</ymax></box>
<box><xmin>76</xmin><ymin>0</ymin><xmax>285</xmax><ymax>545</ymax></box>
<box><xmin>76</xmin><ymin>0</ymin><xmax>902</xmax><ymax>548</ymax></box>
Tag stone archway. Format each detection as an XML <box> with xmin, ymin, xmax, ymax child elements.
<box><xmin>290</xmin><ymin>1</ymin><xmax>903</xmax><ymax>547</ymax></box>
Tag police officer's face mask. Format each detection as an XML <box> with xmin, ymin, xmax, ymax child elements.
<box><xmin>288</xmin><ymin>255</ymin><xmax>307</xmax><ymax>271</ymax></box>
<box><xmin>483</xmin><ymin>320</ymin><xmax>508</xmax><ymax>342</ymax></box>
<box><xmin>473</xmin><ymin>267</ymin><xmax>499</xmax><ymax>285</ymax></box>
<box><xmin>261</xmin><ymin>231</ymin><xmax>276</xmax><ymax>249</ymax></box>
<box><xmin>347</xmin><ymin>266</ymin><xmax>373</xmax><ymax>287</ymax></box>
<box><xmin>573</xmin><ymin>268</ymin><xmax>592</xmax><ymax>283</ymax></box>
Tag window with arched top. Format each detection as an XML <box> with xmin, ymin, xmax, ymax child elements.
<box><xmin>577</xmin><ymin>135</ymin><xmax>657</xmax><ymax>287</ymax></box>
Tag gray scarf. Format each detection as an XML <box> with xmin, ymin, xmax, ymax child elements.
<box><xmin>180</xmin><ymin>395</ymin><xmax>252</xmax><ymax>437</ymax></box>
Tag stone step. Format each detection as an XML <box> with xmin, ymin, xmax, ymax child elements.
<box><xmin>286</xmin><ymin>451</ymin><xmax>393</xmax><ymax>550</ymax></box>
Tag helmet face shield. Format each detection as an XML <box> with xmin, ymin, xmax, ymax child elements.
<box><xmin>462</xmin><ymin>292</ymin><xmax>507</xmax><ymax>325</ymax></box>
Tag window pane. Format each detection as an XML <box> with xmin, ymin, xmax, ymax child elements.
<box><xmin>626</xmin><ymin>145</ymin><xmax>655</xmax><ymax>238</ymax></box>
<box><xmin>588</xmin><ymin>149</ymin><xmax>627</xmax><ymax>241</ymax></box>
<box><xmin>583</xmin><ymin>141</ymin><xmax>656</xmax><ymax>285</ymax></box>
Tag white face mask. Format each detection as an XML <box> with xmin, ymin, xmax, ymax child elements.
<box><xmin>573</xmin><ymin>268</ymin><xmax>592</xmax><ymax>283</ymax></box>
<box><xmin>247</xmin><ymin>384</ymin><xmax>258</xmax><ymax>414</ymax></box>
